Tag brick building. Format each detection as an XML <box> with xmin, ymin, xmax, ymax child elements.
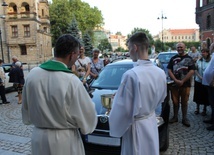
<box><xmin>195</xmin><ymin>0</ymin><xmax>214</xmax><ymax>48</ymax></box>
<box><xmin>0</xmin><ymin>0</ymin><xmax>52</xmax><ymax>63</ymax></box>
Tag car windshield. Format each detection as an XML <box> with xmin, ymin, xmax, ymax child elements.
<box><xmin>158</xmin><ymin>53</ymin><xmax>177</xmax><ymax>63</ymax></box>
<box><xmin>91</xmin><ymin>64</ymin><xmax>132</xmax><ymax>89</ymax></box>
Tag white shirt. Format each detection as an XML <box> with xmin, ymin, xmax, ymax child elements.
<box><xmin>109</xmin><ymin>60</ymin><xmax>167</xmax><ymax>155</ymax></box>
<box><xmin>202</xmin><ymin>53</ymin><xmax>214</xmax><ymax>86</ymax></box>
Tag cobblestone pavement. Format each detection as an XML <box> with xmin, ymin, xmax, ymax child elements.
<box><xmin>0</xmin><ymin>87</ymin><xmax>214</xmax><ymax>155</ymax></box>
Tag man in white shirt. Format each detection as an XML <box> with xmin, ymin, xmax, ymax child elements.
<box><xmin>109</xmin><ymin>32</ymin><xmax>167</xmax><ymax>155</ymax></box>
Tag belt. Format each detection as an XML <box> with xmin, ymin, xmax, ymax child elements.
<box><xmin>134</xmin><ymin>111</ymin><xmax>155</xmax><ymax>121</ymax></box>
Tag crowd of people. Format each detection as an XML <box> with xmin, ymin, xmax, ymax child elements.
<box><xmin>167</xmin><ymin>42</ymin><xmax>214</xmax><ymax>131</ymax></box>
<box><xmin>0</xmin><ymin>56</ymin><xmax>24</xmax><ymax>105</ymax></box>
<box><xmin>0</xmin><ymin>32</ymin><xmax>213</xmax><ymax>154</ymax></box>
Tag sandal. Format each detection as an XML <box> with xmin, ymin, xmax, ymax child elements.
<box><xmin>194</xmin><ymin>110</ymin><xmax>199</xmax><ymax>115</ymax></box>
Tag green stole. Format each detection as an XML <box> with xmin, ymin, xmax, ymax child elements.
<box><xmin>39</xmin><ymin>60</ymin><xmax>72</xmax><ymax>73</ymax></box>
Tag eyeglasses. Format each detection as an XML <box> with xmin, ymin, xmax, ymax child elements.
<box><xmin>177</xmin><ymin>47</ymin><xmax>183</xmax><ymax>48</ymax></box>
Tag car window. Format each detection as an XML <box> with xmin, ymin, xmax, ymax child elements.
<box><xmin>158</xmin><ymin>53</ymin><xmax>177</xmax><ymax>63</ymax></box>
<box><xmin>92</xmin><ymin>65</ymin><xmax>132</xmax><ymax>89</ymax></box>
<box><xmin>3</xmin><ymin>65</ymin><xmax>12</xmax><ymax>73</ymax></box>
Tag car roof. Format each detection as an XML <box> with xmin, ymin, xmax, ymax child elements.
<box><xmin>157</xmin><ymin>51</ymin><xmax>178</xmax><ymax>55</ymax></box>
<box><xmin>2</xmin><ymin>63</ymin><xmax>12</xmax><ymax>66</ymax></box>
<box><xmin>107</xmin><ymin>59</ymin><xmax>133</xmax><ymax>66</ymax></box>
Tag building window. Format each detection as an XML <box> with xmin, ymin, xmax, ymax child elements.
<box><xmin>19</xmin><ymin>44</ymin><xmax>27</xmax><ymax>55</ymax></box>
<box><xmin>24</xmin><ymin>25</ymin><xmax>30</xmax><ymax>37</ymax></box>
<box><xmin>25</xmin><ymin>5</ymin><xmax>30</xmax><ymax>12</ymax></box>
<box><xmin>43</xmin><ymin>27</ymin><xmax>47</xmax><ymax>33</ymax></box>
<box><xmin>206</xmin><ymin>15</ymin><xmax>211</xmax><ymax>29</ymax></box>
<box><xmin>11</xmin><ymin>25</ymin><xmax>18</xmax><ymax>37</ymax></box>
<box><xmin>42</xmin><ymin>9</ymin><xmax>44</xmax><ymax>16</ymax></box>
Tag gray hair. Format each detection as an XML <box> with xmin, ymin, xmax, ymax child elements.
<box><xmin>15</xmin><ymin>61</ymin><xmax>21</xmax><ymax>67</ymax></box>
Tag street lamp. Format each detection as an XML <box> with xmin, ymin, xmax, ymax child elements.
<box><xmin>0</xmin><ymin>1</ymin><xmax>8</xmax><ymax>62</ymax></box>
<box><xmin>157</xmin><ymin>11</ymin><xmax>167</xmax><ymax>52</ymax></box>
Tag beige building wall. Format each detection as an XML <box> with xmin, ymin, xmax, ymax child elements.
<box><xmin>1</xmin><ymin>0</ymin><xmax>52</xmax><ymax>63</ymax></box>
<box><xmin>155</xmin><ymin>28</ymin><xmax>200</xmax><ymax>42</ymax></box>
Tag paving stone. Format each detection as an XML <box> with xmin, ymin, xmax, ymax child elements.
<box><xmin>1</xmin><ymin>87</ymin><xmax>214</xmax><ymax>155</ymax></box>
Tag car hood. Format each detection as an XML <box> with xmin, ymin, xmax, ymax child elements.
<box><xmin>159</xmin><ymin>62</ymin><xmax>168</xmax><ymax>75</ymax></box>
<box><xmin>89</xmin><ymin>88</ymin><xmax>117</xmax><ymax>115</ymax></box>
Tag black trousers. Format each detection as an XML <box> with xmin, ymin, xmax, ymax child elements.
<box><xmin>0</xmin><ymin>85</ymin><xmax>7</xmax><ymax>103</ymax></box>
<box><xmin>207</xmin><ymin>86</ymin><xmax>214</xmax><ymax>123</ymax></box>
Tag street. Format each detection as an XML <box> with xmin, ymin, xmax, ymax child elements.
<box><xmin>0</xmin><ymin>87</ymin><xmax>214</xmax><ymax>155</ymax></box>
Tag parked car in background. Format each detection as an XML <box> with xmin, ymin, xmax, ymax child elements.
<box><xmin>2</xmin><ymin>63</ymin><xmax>14</xmax><ymax>91</ymax></box>
<box><xmin>154</xmin><ymin>51</ymin><xmax>178</xmax><ymax>82</ymax></box>
<box><xmin>2</xmin><ymin>63</ymin><xmax>28</xmax><ymax>92</ymax></box>
<box><xmin>83</xmin><ymin>59</ymin><xmax>170</xmax><ymax>155</ymax></box>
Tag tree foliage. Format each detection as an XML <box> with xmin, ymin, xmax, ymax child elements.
<box><xmin>82</xmin><ymin>32</ymin><xmax>93</xmax><ymax>57</ymax></box>
<box><xmin>97</xmin><ymin>39</ymin><xmax>112</xmax><ymax>53</ymax></box>
<box><xmin>67</xmin><ymin>17</ymin><xmax>81</xmax><ymax>41</ymax></box>
<box><xmin>127</xmin><ymin>28</ymin><xmax>154</xmax><ymax>45</ymax></box>
<box><xmin>50</xmin><ymin>0</ymin><xmax>104</xmax><ymax>46</ymax></box>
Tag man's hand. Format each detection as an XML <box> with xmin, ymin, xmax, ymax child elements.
<box><xmin>174</xmin><ymin>79</ymin><xmax>184</xmax><ymax>87</ymax></box>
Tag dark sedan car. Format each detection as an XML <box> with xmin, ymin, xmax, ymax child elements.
<box><xmin>154</xmin><ymin>51</ymin><xmax>178</xmax><ymax>82</ymax></box>
<box><xmin>83</xmin><ymin>59</ymin><xmax>170</xmax><ymax>155</ymax></box>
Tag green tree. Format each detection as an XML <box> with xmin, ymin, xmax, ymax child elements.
<box><xmin>127</xmin><ymin>28</ymin><xmax>154</xmax><ymax>45</ymax></box>
<box><xmin>82</xmin><ymin>32</ymin><xmax>93</xmax><ymax>57</ymax></box>
<box><xmin>50</xmin><ymin>0</ymin><xmax>104</xmax><ymax>45</ymax></box>
<box><xmin>50</xmin><ymin>0</ymin><xmax>72</xmax><ymax>45</ymax></box>
<box><xmin>116</xmin><ymin>32</ymin><xmax>122</xmax><ymax>35</ymax></box>
<box><xmin>98</xmin><ymin>39</ymin><xmax>112</xmax><ymax>53</ymax></box>
<box><xmin>67</xmin><ymin>17</ymin><xmax>81</xmax><ymax>41</ymax></box>
<box><xmin>115</xmin><ymin>47</ymin><xmax>126</xmax><ymax>52</ymax></box>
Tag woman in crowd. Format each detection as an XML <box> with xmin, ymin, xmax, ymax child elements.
<box><xmin>72</xmin><ymin>45</ymin><xmax>91</xmax><ymax>83</ymax></box>
<box><xmin>90</xmin><ymin>48</ymin><xmax>104</xmax><ymax>80</ymax></box>
<box><xmin>103</xmin><ymin>54</ymin><xmax>110</xmax><ymax>66</ymax></box>
<box><xmin>194</xmin><ymin>48</ymin><xmax>211</xmax><ymax>115</ymax></box>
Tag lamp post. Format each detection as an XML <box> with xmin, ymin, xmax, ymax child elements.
<box><xmin>0</xmin><ymin>1</ymin><xmax>8</xmax><ymax>62</ymax></box>
<box><xmin>0</xmin><ymin>29</ymin><xmax>4</xmax><ymax>61</ymax></box>
<box><xmin>157</xmin><ymin>11</ymin><xmax>167</xmax><ymax>52</ymax></box>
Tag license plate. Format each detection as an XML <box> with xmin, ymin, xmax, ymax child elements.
<box><xmin>86</xmin><ymin>135</ymin><xmax>121</xmax><ymax>146</ymax></box>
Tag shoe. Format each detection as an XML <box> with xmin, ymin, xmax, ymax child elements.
<box><xmin>194</xmin><ymin>110</ymin><xmax>199</xmax><ymax>115</ymax></box>
<box><xmin>206</xmin><ymin>125</ymin><xmax>214</xmax><ymax>131</ymax></box>
<box><xmin>169</xmin><ymin>117</ymin><xmax>178</xmax><ymax>123</ymax></box>
<box><xmin>203</xmin><ymin>119</ymin><xmax>213</xmax><ymax>124</ymax></box>
<box><xmin>3</xmin><ymin>101</ymin><xmax>10</xmax><ymax>104</ymax></box>
<box><xmin>18</xmin><ymin>102</ymin><xmax>22</xmax><ymax>104</ymax></box>
<box><xmin>201</xmin><ymin>111</ymin><xmax>206</xmax><ymax>116</ymax></box>
<box><xmin>182</xmin><ymin>119</ymin><xmax>190</xmax><ymax>127</ymax></box>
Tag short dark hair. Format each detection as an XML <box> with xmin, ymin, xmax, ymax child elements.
<box><xmin>0</xmin><ymin>59</ymin><xmax>3</xmax><ymax>63</ymax></box>
<box><xmin>127</xmin><ymin>32</ymin><xmax>149</xmax><ymax>50</ymax></box>
<box><xmin>54</xmin><ymin>34</ymin><xmax>80</xmax><ymax>58</ymax></box>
